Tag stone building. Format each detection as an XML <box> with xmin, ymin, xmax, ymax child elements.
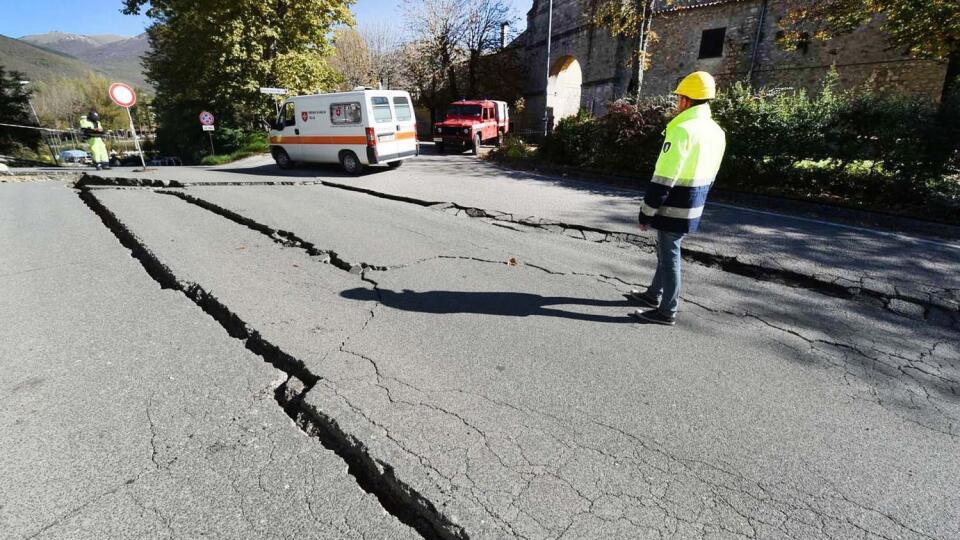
<box><xmin>519</xmin><ymin>0</ymin><xmax>948</xmax><ymax>130</ymax></box>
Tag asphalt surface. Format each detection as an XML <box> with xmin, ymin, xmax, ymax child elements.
<box><xmin>0</xmin><ymin>182</ymin><xmax>415</xmax><ymax>539</ymax></box>
<box><xmin>3</xmin><ymin>154</ymin><xmax>959</xmax><ymax>538</ymax></box>
<box><xmin>65</xmin><ymin>151</ymin><xmax>960</xmax><ymax>319</ymax></box>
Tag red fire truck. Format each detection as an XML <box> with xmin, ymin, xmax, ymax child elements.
<box><xmin>433</xmin><ymin>100</ymin><xmax>509</xmax><ymax>155</ymax></box>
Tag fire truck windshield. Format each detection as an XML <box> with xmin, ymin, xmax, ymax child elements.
<box><xmin>447</xmin><ymin>105</ymin><xmax>482</xmax><ymax>118</ymax></box>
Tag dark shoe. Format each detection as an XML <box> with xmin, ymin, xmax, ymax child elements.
<box><xmin>630</xmin><ymin>309</ymin><xmax>676</xmax><ymax>326</ymax></box>
<box><xmin>627</xmin><ymin>289</ymin><xmax>660</xmax><ymax>308</ymax></box>
<box><xmin>94</xmin><ymin>164</ymin><xmax>102</xmax><ymax>170</ymax></box>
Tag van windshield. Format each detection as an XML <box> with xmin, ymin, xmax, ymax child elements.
<box><xmin>446</xmin><ymin>105</ymin><xmax>481</xmax><ymax>118</ymax></box>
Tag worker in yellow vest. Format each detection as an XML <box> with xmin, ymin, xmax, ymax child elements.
<box><xmin>79</xmin><ymin>110</ymin><xmax>110</xmax><ymax>170</ymax></box>
<box><xmin>629</xmin><ymin>71</ymin><xmax>726</xmax><ymax>326</ymax></box>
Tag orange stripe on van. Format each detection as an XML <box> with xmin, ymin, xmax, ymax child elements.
<box><xmin>270</xmin><ymin>135</ymin><xmax>367</xmax><ymax>145</ymax></box>
<box><xmin>396</xmin><ymin>131</ymin><xmax>417</xmax><ymax>140</ymax></box>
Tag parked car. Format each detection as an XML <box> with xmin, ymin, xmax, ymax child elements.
<box><xmin>59</xmin><ymin>149</ymin><xmax>90</xmax><ymax>164</ymax></box>
<box><xmin>269</xmin><ymin>88</ymin><xmax>419</xmax><ymax>174</ymax></box>
<box><xmin>433</xmin><ymin>99</ymin><xmax>509</xmax><ymax>155</ymax></box>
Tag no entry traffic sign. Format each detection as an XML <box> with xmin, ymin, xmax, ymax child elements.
<box><xmin>108</xmin><ymin>82</ymin><xmax>137</xmax><ymax>108</ymax></box>
<box><xmin>199</xmin><ymin>111</ymin><xmax>215</xmax><ymax>126</ymax></box>
<box><xmin>108</xmin><ymin>81</ymin><xmax>146</xmax><ymax>170</ymax></box>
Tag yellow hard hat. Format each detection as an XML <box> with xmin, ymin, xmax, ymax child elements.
<box><xmin>674</xmin><ymin>71</ymin><xmax>716</xmax><ymax>100</ymax></box>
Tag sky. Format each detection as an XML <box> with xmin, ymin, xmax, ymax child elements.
<box><xmin>0</xmin><ymin>0</ymin><xmax>527</xmax><ymax>39</ymax></box>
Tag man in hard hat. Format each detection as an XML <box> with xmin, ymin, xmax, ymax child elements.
<box><xmin>79</xmin><ymin>110</ymin><xmax>110</xmax><ymax>170</ymax></box>
<box><xmin>629</xmin><ymin>71</ymin><xmax>726</xmax><ymax>326</ymax></box>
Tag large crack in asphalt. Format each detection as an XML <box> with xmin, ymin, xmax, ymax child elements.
<box><xmin>76</xmin><ymin>174</ymin><xmax>959</xmax><ymax>330</ymax></box>
<box><xmin>77</xmin><ymin>187</ymin><xmax>466</xmax><ymax>540</ymax></box>
<box><xmin>328</xmin><ymin>181</ymin><xmax>960</xmax><ymax>330</ymax></box>
<box><xmin>75</xmin><ymin>184</ymin><xmax>958</xmax><ymax>537</ymax></box>
<box><xmin>152</xmin><ymin>186</ymin><xmax>958</xmax><ymax>437</ymax></box>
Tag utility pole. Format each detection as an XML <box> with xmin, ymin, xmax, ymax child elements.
<box><xmin>635</xmin><ymin>0</ymin><xmax>654</xmax><ymax>99</ymax></box>
<box><xmin>542</xmin><ymin>0</ymin><xmax>554</xmax><ymax>137</ymax></box>
<box><xmin>19</xmin><ymin>81</ymin><xmax>59</xmax><ymax>165</ymax></box>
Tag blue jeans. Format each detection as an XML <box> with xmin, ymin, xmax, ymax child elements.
<box><xmin>645</xmin><ymin>229</ymin><xmax>685</xmax><ymax>316</ymax></box>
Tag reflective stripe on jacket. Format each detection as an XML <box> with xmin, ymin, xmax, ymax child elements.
<box><xmin>639</xmin><ymin>104</ymin><xmax>726</xmax><ymax>234</ymax></box>
<box><xmin>79</xmin><ymin>117</ymin><xmax>104</xmax><ymax>140</ymax></box>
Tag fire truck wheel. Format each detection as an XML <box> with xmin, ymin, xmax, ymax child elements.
<box><xmin>436</xmin><ymin>141</ymin><xmax>445</xmax><ymax>153</ymax></box>
<box><xmin>472</xmin><ymin>133</ymin><xmax>481</xmax><ymax>155</ymax></box>
<box><xmin>272</xmin><ymin>147</ymin><xmax>294</xmax><ymax>169</ymax></box>
<box><xmin>339</xmin><ymin>150</ymin><xmax>364</xmax><ymax>175</ymax></box>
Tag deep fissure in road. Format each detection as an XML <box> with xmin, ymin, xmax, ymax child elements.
<box><xmin>78</xmin><ymin>173</ymin><xmax>957</xmax><ymax>329</ymax></box>
<box><xmin>143</xmin><ymin>186</ymin><xmax>958</xmax><ymax>436</ymax></box>
<box><xmin>78</xmin><ymin>187</ymin><xmax>468</xmax><ymax>540</ymax></box>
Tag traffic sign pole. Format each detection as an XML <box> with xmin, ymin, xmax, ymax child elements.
<box><xmin>109</xmin><ymin>82</ymin><xmax>148</xmax><ymax>171</ymax></box>
<box><xmin>198</xmin><ymin>111</ymin><xmax>216</xmax><ymax>157</ymax></box>
<box><xmin>127</xmin><ymin>107</ymin><xmax>147</xmax><ymax>170</ymax></box>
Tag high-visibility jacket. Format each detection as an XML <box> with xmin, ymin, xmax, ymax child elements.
<box><xmin>79</xmin><ymin>117</ymin><xmax>109</xmax><ymax>163</ymax></box>
<box><xmin>639</xmin><ymin>104</ymin><xmax>726</xmax><ymax>234</ymax></box>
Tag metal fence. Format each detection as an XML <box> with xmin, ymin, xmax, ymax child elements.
<box><xmin>0</xmin><ymin>122</ymin><xmax>154</xmax><ymax>165</ymax></box>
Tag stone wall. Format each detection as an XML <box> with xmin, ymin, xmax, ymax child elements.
<box><xmin>520</xmin><ymin>0</ymin><xmax>948</xmax><ymax>130</ymax></box>
<box><xmin>520</xmin><ymin>0</ymin><xmax>634</xmax><ymax>131</ymax></box>
<box><xmin>642</xmin><ymin>0</ymin><xmax>947</xmax><ymax>100</ymax></box>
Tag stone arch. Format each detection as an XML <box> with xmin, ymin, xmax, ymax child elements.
<box><xmin>546</xmin><ymin>56</ymin><xmax>583</xmax><ymax>126</ymax></box>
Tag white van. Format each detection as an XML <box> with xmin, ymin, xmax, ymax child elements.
<box><xmin>269</xmin><ymin>89</ymin><xmax>419</xmax><ymax>174</ymax></box>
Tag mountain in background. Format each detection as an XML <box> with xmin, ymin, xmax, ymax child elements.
<box><xmin>19</xmin><ymin>31</ymin><xmax>128</xmax><ymax>56</ymax></box>
<box><xmin>0</xmin><ymin>34</ymin><xmax>99</xmax><ymax>82</ymax></box>
<box><xmin>0</xmin><ymin>31</ymin><xmax>150</xmax><ymax>89</ymax></box>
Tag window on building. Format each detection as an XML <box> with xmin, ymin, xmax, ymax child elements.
<box><xmin>698</xmin><ymin>27</ymin><xmax>726</xmax><ymax>59</ymax></box>
<box><xmin>330</xmin><ymin>102</ymin><xmax>362</xmax><ymax>125</ymax></box>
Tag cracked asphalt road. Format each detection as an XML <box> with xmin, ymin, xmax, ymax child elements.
<box><xmin>3</xmin><ymin>155</ymin><xmax>959</xmax><ymax>539</ymax></box>
<box><xmin>69</xmin><ymin>151</ymin><xmax>960</xmax><ymax>320</ymax></box>
<box><xmin>0</xmin><ymin>183</ymin><xmax>415</xmax><ymax>539</ymax></box>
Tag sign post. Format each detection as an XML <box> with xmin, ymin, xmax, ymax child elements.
<box><xmin>259</xmin><ymin>87</ymin><xmax>287</xmax><ymax>119</ymax></box>
<box><xmin>199</xmin><ymin>111</ymin><xmax>216</xmax><ymax>157</ymax></box>
<box><xmin>108</xmin><ymin>82</ymin><xmax>147</xmax><ymax>171</ymax></box>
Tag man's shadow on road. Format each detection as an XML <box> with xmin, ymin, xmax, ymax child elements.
<box><xmin>341</xmin><ymin>288</ymin><xmax>636</xmax><ymax>324</ymax></box>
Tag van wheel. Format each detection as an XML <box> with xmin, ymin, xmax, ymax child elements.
<box><xmin>472</xmin><ymin>133</ymin><xmax>481</xmax><ymax>155</ymax></box>
<box><xmin>387</xmin><ymin>160</ymin><xmax>403</xmax><ymax>169</ymax></box>
<box><xmin>272</xmin><ymin>147</ymin><xmax>293</xmax><ymax>169</ymax></box>
<box><xmin>340</xmin><ymin>151</ymin><xmax>364</xmax><ymax>175</ymax></box>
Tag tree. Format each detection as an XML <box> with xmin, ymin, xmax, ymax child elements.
<box><xmin>331</xmin><ymin>28</ymin><xmax>374</xmax><ymax>90</ymax></box>
<box><xmin>0</xmin><ymin>66</ymin><xmax>41</xmax><ymax>155</ymax></box>
<box><xmin>121</xmin><ymin>0</ymin><xmax>351</xmax><ymax>161</ymax></box>
<box><xmin>779</xmin><ymin>0</ymin><xmax>960</xmax><ymax>103</ymax></box>
<box><xmin>461</xmin><ymin>0</ymin><xmax>513</xmax><ymax>96</ymax></box>
<box><xmin>404</xmin><ymin>0</ymin><xmax>466</xmax><ymax>99</ymax></box>
<box><xmin>591</xmin><ymin>0</ymin><xmax>657</xmax><ymax>97</ymax></box>
<box><xmin>32</xmin><ymin>73</ymin><xmax>133</xmax><ymax>130</ymax></box>
<box><xmin>402</xmin><ymin>40</ymin><xmax>449</xmax><ymax>126</ymax></box>
<box><xmin>363</xmin><ymin>22</ymin><xmax>405</xmax><ymax>90</ymax></box>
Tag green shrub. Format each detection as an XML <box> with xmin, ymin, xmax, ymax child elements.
<box><xmin>487</xmin><ymin>134</ymin><xmax>536</xmax><ymax>161</ymax></box>
<box><xmin>199</xmin><ymin>131</ymin><xmax>269</xmax><ymax>165</ymax></box>
<box><xmin>532</xmin><ymin>76</ymin><xmax>959</xmax><ymax>222</ymax></box>
<box><xmin>538</xmin><ymin>99</ymin><xmax>671</xmax><ymax>173</ymax></box>
<box><xmin>539</xmin><ymin>109</ymin><xmax>598</xmax><ymax>166</ymax></box>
